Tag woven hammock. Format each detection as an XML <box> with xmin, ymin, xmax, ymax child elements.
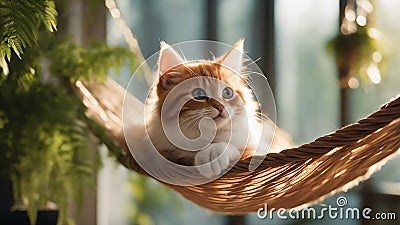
<box><xmin>76</xmin><ymin>78</ymin><xmax>400</xmax><ymax>214</ymax></box>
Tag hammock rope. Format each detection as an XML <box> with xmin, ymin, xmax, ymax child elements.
<box><xmin>76</xmin><ymin>78</ymin><xmax>400</xmax><ymax>213</ymax></box>
<box><xmin>78</xmin><ymin>1</ymin><xmax>400</xmax><ymax>212</ymax></box>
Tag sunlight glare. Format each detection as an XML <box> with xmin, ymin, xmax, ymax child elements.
<box><xmin>348</xmin><ymin>77</ymin><xmax>359</xmax><ymax>89</ymax></box>
<box><xmin>367</xmin><ymin>63</ymin><xmax>381</xmax><ymax>84</ymax></box>
<box><xmin>368</xmin><ymin>28</ymin><xmax>383</xmax><ymax>39</ymax></box>
<box><xmin>345</xmin><ymin>10</ymin><xmax>356</xmax><ymax>22</ymax></box>
<box><xmin>356</xmin><ymin>15</ymin><xmax>367</xmax><ymax>26</ymax></box>
<box><xmin>372</xmin><ymin>52</ymin><xmax>382</xmax><ymax>63</ymax></box>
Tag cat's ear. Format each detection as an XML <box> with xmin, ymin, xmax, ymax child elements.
<box><xmin>218</xmin><ymin>39</ymin><xmax>244</xmax><ymax>75</ymax></box>
<box><xmin>158</xmin><ymin>42</ymin><xmax>185</xmax><ymax>89</ymax></box>
<box><xmin>158</xmin><ymin>42</ymin><xmax>184</xmax><ymax>75</ymax></box>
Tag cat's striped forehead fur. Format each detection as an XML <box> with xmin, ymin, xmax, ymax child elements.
<box><xmin>156</xmin><ymin>61</ymin><xmax>248</xmax><ymax>106</ymax></box>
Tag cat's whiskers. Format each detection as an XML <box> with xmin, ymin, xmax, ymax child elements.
<box><xmin>179</xmin><ymin>113</ymin><xmax>202</xmax><ymax>131</ymax></box>
<box><xmin>243</xmin><ymin>57</ymin><xmax>260</xmax><ymax>68</ymax></box>
<box><xmin>254</xmin><ymin>112</ymin><xmax>268</xmax><ymax>122</ymax></box>
<box><xmin>202</xmin><ymin>108</ymin><xmax>212</xmax><ymax>115</ymax></box>
<box><xmin>179</xmin><ymin>113</ymin><xmax>200</xmax><ymax>125</ymax></box>
<box><xmin>178</xmin><ymin>48</ymin><xmax>187</xmax><ymax>62</ymax></box>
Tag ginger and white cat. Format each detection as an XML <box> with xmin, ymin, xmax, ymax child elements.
<box><xmin>144</xmin><ymin>39</ymin><xmax>292</xmax><ymax>178</ymax></box>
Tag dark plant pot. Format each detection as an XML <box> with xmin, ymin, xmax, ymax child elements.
<box><xmin>0</xmin><ymin>176</ymin><xmax>58</xmax><ymax>225</ymax></box>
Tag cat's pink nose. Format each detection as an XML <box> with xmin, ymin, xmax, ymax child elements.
<box><xmin>212</xmin><ymin>102</ymin><xmax>224</xmax><ymax>113</ymax></box>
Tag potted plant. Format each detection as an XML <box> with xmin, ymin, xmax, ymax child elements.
<box><xmin>0</xmin><ymin>1</ymin><xmax>136</xmax><ymax>224</ymax></box>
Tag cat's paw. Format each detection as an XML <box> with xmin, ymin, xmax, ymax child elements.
<box><xmin>194</xmin><ymin>143</ymin><xmax>241</xmax><ymax>178</ymax></box>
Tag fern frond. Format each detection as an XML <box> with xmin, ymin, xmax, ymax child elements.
<box><xmin>0</xmin><ymin>0</ymin><xmax>57</xmax><ymax>74</ymax></box>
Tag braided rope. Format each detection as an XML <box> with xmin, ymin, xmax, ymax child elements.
<box><xmin>78</xmin><ymin>77</ymin><xmax>399</xmax><ymax>212</ymax></box>
<box><xmin>243</xmin><ymin>96</ymin><xmax>400</xmax><ymax>167</ymax></box>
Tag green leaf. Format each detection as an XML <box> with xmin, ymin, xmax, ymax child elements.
<box><xmin>0</xmin><ymin>0</ymin><xmax>58</xmax><ymax>71</ymax></box>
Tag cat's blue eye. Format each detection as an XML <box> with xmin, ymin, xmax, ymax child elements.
<box><xmin>222</xmin><ymin>87</ymin><xmax>234</xmax><ymax>99</ymax></box>
<box><xmin>192</xmin><ymin>88</ymin><xmax>207</xmax><ymax>100</ymax></box>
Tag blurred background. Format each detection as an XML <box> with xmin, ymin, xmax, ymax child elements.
<box><xmin>1</xmin><ymin>0</ymin><xmax>399</xmax><ymax>225</ymax></box>
<box><xmin>104</xmin><ymin>0</ymin><xmax>400</xmax><ymax>224</ymax></box>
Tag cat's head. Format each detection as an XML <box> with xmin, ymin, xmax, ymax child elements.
<box><xmin>155</xmin><ymin>39</ymin><xmax>256</xmax><ymax>135</ymax></box>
